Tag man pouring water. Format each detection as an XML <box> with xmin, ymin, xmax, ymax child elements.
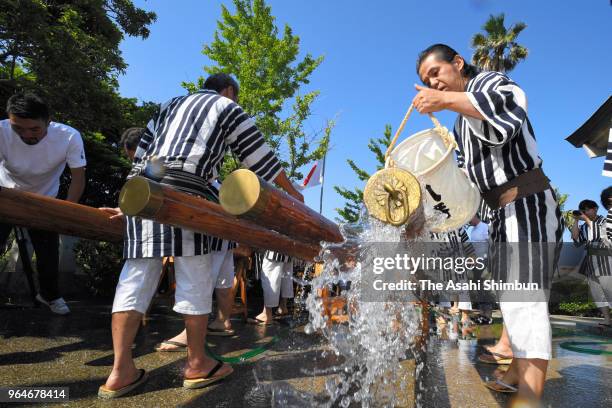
<box><xmin>414</xmin><ymin>44</ymin><xmax>562</xmax><ymax>404</ymax></box>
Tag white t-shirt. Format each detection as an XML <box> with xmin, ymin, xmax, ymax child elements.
<box><xmin>0</xmin><ymin>120</ymin><xmax>86</xmax><ymax>197</ymax></box>
<box><xmin>469</xmin><ymin>221</ymin><xmax>489</xmax><ymax>242</ymax></box>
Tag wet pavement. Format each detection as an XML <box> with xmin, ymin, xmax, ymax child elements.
<box><xmin>0</xmin><ymin>298</ymin><xmax>611</xmax><ymax>407</ymax></box>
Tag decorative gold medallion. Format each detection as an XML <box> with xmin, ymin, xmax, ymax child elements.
<box><xmin>363</xmin><ymin>168</ymin><xmax>421</xmax><ymax>226</ymax></box>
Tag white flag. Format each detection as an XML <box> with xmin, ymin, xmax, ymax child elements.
<box><xmin>300</xmin><ymin>160</ymin><xmax>323</xmax><ymax>190</ymax></box>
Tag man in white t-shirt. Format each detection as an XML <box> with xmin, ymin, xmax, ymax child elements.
<box><xmin>468</xmin><ymin>214</ymin><xmax>489</xmax><ymax>243</ymax></box>
<box><xmin>0</xmin><ymin>93</ymin><xmax>86</xmax><ymax>315</ymax></box>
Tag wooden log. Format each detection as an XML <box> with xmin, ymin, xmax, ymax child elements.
<box><xmin>0</xmin><ymin>186</ymin><xmax>124</xmax><ymax>242</ymax></box>
<box><xmin>118</xmin><ymin>176</ymin><xmax>321</xmax><ymax>261</ymax></box>
<box><xmin>219</xmin><ymin>169</ymin><xmax>343</xmax><ymax>245</ymax></box>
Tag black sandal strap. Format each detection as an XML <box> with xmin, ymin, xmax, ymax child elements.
<box><xmin>205</xmin><ymin>360</ymin><xmax>224</xmax><ymax>379</ymax></box>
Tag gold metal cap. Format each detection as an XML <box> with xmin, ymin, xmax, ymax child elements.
<box><xmin>119</xmin><ymin>176</ymin><xmax>164</xmax><ymax>218</ymax></box>
<box><xmin>363</xmin><ymin>168</ymin><xmax>421</xmax><ymax>226</ymax></box>
<box><xmin>219</xmin><ymin>169</ymin><xmax>263</xmax><ymax>216</ymax></box>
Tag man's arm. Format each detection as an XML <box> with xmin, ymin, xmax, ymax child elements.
<box><xmin>570</xmin><ymin>221</ymin><xmax>581</xmax><ymax>242</ymax></box>
<box><xmin>273</xmin><ymin>170</ymin><xmax>304</xmax><ymax>202</ymax></box>
<box><xmin>66</xmin><ymin>166</ymin><xmax>86</xmax><ymax>203</ymax></box>
<box><xmin>222</xmin><ymin>102</ymin><xmax>304</xmax><ymax>202</ymax></box>
<box><xmin>571</xmin><ymin>215</ymin><xmax>590</xmax><ymax>244</ymax></box>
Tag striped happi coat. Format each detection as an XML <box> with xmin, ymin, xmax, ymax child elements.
<box><xmin>603</xmin><ymin>128</ymin><xmax>612</xmax><ymax>178</ymax></box>
<box><xmin>124</xmin><ymin>90</ymin><xmax>282</xmax><ymax>259</ymax></box>
<box><xmin>453</xmin><ymin>71</ymin><xmax>563</xmax><ymax>286</ymax></box>
<box><xmin>264</xmin><ymin>251</ymin><xmax>291</xmax><ymax>263</ymax></box>
<box><xmin>574</xmin><ymin>215</ymin><xmax>612</xmax><ymax>277</ymax></box>
<box><xmin>430</xmin><ymin>227</ymin><xmax>476</xmax><ymax>283</ymax></box>
<box><xmin>608</xmin><ymin>209</ymin><xmax>612</xmax><ymax>242</ymax></box>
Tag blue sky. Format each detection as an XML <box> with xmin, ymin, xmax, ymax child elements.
<box><xmin>118</xmin><ymin>0</ymin><xmax>611</xmax><ymax>228</ymax></box>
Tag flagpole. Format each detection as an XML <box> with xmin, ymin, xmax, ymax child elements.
<box><xmin>319</xmin><ymin>150</ymin><xmax>327</xmax><ymax>214</ymax></box>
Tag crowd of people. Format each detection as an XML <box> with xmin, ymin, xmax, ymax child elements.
<box><xmin>0</xmin><ymin>42</ymin><xmax>610</xmax><ymax>407</ymax></box>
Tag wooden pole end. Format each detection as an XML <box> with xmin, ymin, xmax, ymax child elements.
<box><xmin>119</xmin><ymin>176</ymin><xmax>164</xmax><ymax>217</ymax></box>
<box><xmin>219</xmin><ymin>169</ymin><xmax>263</xmax><ymax>216</ymax></box>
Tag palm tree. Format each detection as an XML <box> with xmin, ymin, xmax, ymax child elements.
<box><xmin>471</xmin><ymin>14</ymin><xmax>528</xmax><ymax>73</ymax></box>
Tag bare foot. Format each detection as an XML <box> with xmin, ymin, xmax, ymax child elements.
<box><xmin>484</xmin><ymin>343</ymin><xmax>513</xmax><ymax>357</ymax></box>
<box><xmin>276</xmin><ymin>307</ymin><xmax>289</xmax><ymax>316</ymax></box>
<box><xmin>254</xmin><ymin>312</ymin><xmax>273</xmax><ymax>324</ymax></box>
<box><xmin>208</xmin><ymin>319</ymin><xmax>232</xmax><ymax>331</ymax></box>
<box><xmin>104</xmin><ymin>365</ymin><xmax>140</xmax><ymax>390</ymax></box>
<box><xmin>184</xmin><ymin>357</ymin><xmax>234</xmax><ymax>380</ymax></box>
<box><xmin>157</xmin><ymin>329</ymin><xmax>188</xmax><ymax>351</ymax></box>
<box><xmin>493</xmin><ymin>366</ymin><xmax>509</xmax><ymax>379</ymax></box>
<box><xmin>499</xmin><ymin>365</ymin><xmax>519</xmax><ymax>388</ymax></box>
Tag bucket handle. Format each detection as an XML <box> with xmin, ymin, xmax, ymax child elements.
<box><xmin>384</xmin><ymin>104</ymin><xmax>457</xmax><ymax>166</ymax></box>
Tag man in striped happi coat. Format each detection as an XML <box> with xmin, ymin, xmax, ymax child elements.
<box><xmin>571</xmin><ymin>199</ymin><xmax>612</xmax><ymax>327</ymax></box>
<box><xmin>99</xmin><ymin>74</ymin><xmax>303</xmax><ymax>398</ymax></box>
<box><xmin>430</xmin><ymin>227</ymin><xmax>475</xmax><ymax>319</ymax></box>
<box><xmin>602</xmin><ymin>186</ymin><xmax>612</xmax><ymax>242</ymax></box>
<box><xmin>250</xmin><ymin>250</ymin><xmax>294</xmax><ymax>324</ymax></box>
<box><xmin>415</xmin><ymin>44</ymin><xmax>563</xmax><ymax>401</ymax></box>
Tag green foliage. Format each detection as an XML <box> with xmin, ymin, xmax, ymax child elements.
<box><xmin>0</xmin><ymin>1</ymin><xmax>157</xmax><ymax>207</ymax></box>
<box><xmin>553</xmin><ymin>187</ymin><xmax>574</xmax><ymax>232</ymax></box>
<box><xmin>556</xmin><ymin>301</ymin><xmax>598</xmax><ymax>316</ymax></box>
<box><xmin>334</xmin><ymin>125</ymin><xmax>393</xmax><ymax>223</ymax></box>
<box><xmin>471</xmin><ymin>13</ymin><xmax>528</xmax><ymax>73</ymax></box>
<box><xmin>184</xmin><ymin>0</ymin><xmax>331</xmax><ymax>181</ymax></box>
<box><xmin>74</xmin><ymin>240</ymin><xmax>124</xmax><ymax>297</ymax></box>
<box><xmin>549</xmin><ymin>278</ymin><xmax>598</xmax><ymax>316</ymax></box>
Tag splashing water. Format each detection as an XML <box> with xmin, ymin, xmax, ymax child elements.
<box><xmin>247</xmin><ymin>185</ymin><xmax>444</xmax><ymax>407</ymax></box>
<box><xmin>302</xmin><ymin>190</ymin><xmax>442</xmax><ymax>407</ymax></box>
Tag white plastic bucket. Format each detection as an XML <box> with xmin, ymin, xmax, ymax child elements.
<box><xmin>387</xmin><ymin>128</ymin><xmax>480</xmax><ymax>233</ymax></box>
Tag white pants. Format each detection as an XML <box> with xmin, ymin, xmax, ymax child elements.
<box><xmin>500</xmin><ymin>301</ymin><xmax>551</xmax><ymax>360</ymax></box>
<box><xmin>112</xmin><ymin>247</ymin><xmax>234</xmax><ymax>315</ymax></box>
<box><xmin>439</xmin><ymin>300</ymin><xmax>472</xmax><ymax>310</ymax></box>
<box><xmin>261</xmin><ymin>258</ymin><xmax>294</xmax><ymax>308</ymax></box>
<box><xmin>588</xmin><ymin>275</ymin><xmax>612</xmax><ymax>308</ymax></box>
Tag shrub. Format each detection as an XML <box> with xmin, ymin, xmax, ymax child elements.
<box><xmin>74</xmin><ymin>240</ymin><xmax>124</xmax><ymax>297</ymax></box>
<box><xmin>549</xmin><ymin>278</ymin><xmax>598</xmax><ymax>317</ymax></box>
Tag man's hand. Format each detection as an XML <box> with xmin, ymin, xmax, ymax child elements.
<box><xmin>291</xmin><ymin>190</ymin><xmax>304</xmax><ymax>203</ymax></box>
<box><xmin>274</xmin><ymin>170</ymin><xmax>304</xmax><ymax>203</ymax></box>
<box><xmin>412</xmin><ymin>84</ymin><xmax>448</xmax><ymax>113</ymax></box>
<box><xmin>572</xmin><ymin>212</ymin><xmax>589</xmax><ymax>223</ymax></box>
<box><xmin>99</xmin><ymin>207</ymin><xmax>125</xmax><ymax>220</ymax></box>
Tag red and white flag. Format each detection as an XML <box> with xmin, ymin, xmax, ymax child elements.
<box><xmin>299</xmin><ymin>160</ymin><xmax>323</xmax><ymax>190</ymax></box>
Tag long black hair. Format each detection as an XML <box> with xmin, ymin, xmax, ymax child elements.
<box><xmin>416</xmin><ymin>44</ymin><xmax>479</xmax><ymax>80</ymax></box>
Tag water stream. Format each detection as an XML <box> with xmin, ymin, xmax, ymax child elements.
<box><xmin>247</xmin><ymin>189</ymin><xmax>447</xmax><ymax>407</ymax></box>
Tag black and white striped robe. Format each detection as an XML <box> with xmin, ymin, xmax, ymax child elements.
<box><xmin>264</xmin><ymin>251</ymin><xmax>291</xmax><ymax>263</ymax></box>
<box><xmin>607</xmin><ymin>209</ymin><xmax>612</xmax><ymax>242</ymax></box>
<box><xmin>430</xmin><ymin>227</ymin><xmax>475</xmax><ymax>301</ymax></box>
<box><xmin>603</xmin><ymin>128</ymin><xmax>612</xmax><ymax>177</ymax></box>
<box><xmin>453</xmin><ymin>71</ymin><xmax>563</xmax><ymax>287</ymax></box>
<box><xmin>604</xmin><ymin>130</ymin><xmax>612</xmax><ymax>240</ymax></box>
<box><xmin>573</xmin><ymin>215</ymin><xmax>612</xmax><ymax>277</ymax></box>
<box><xmin>123</xmin><ymin>90</ymin><xmax>282</xmax><ymax>259</ymax></box>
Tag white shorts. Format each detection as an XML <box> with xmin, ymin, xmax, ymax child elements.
<box><xmin>261</xmin><ymin>258</ymin><xmax>294</xmax><ymax>308</ymax></box>
<box><xmin>499</xmin><ymin>301</ymin><xmax>551</xmax><ymax>360</ymax></box>
<box><xmin>112</xmin><ymin>246</ymin><xmax>233</xmax><ymax>315</ymax></box>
